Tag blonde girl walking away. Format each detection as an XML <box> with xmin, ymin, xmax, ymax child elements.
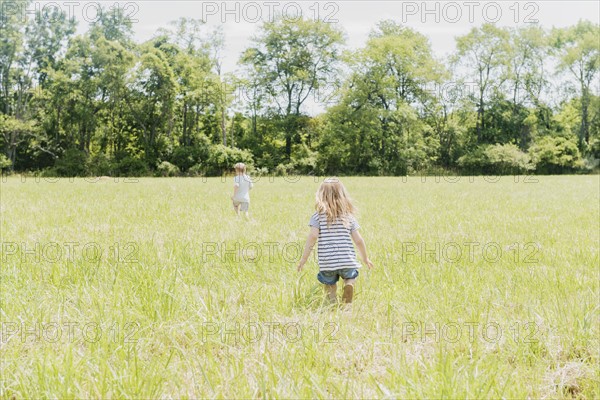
<box><xmin>231</xmin><ymin>162</ymin><xmax>253</xmax><ymax>219</ymax></box>
<box><xmin>297</xmin><ymin>178</ymin><xmax>374</xmax><ymax>306</ymax></box>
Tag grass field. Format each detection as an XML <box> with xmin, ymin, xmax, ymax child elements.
<box><xmin>1</xmin><ymin>175</ymin><xmax>599</xmax><ymax>398</ymax></box>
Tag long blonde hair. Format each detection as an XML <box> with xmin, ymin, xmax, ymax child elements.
<box><xmin>315</xmin><ymin>177</ymin><xmax>357</xmax><ymax>226</ymax></box>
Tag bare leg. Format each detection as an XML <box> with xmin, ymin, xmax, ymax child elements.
<box><xmin>342</xmin><ymin>278</ymin><xmax>355</xmax><ymax>304</ymax></box>
<box><xmin>324</xmin><ymin>284</ymin><xmax>337</xmax><ymax>304</ymax></box>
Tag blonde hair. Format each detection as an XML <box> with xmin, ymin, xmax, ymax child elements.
<box><xmin>315</xmin><ymin>177</ymin><xmax>357</xmax><ymax>226</ymax></box>
<box><xmin>234</xmin><ymin>162</ymin><xmax>246</xmax><ymax>174</ymax></box>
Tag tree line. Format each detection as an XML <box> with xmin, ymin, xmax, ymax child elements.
<box><xmin>1</xmin><ymin>0</ymin><xmax>599</xmax><ymax>176</ymax></box>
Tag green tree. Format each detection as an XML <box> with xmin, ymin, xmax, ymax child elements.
<box><xmin>156</xmin><ymin>19</ymin><xmax>218</xmax><ymax>148</ymax></box>
<box><xmin>241</xmin><ymin>17</ymin><xmax>344</xmax><ymax>158</ymax></box>
<box><xmin>24</xmin><ymin>6</ymin><xmax>76</xmax><ymax>88</ymax></box>
<box><xmin>126</xmin><ymin>42</ymin><xmax>178</xmax><ymax>164</ymax></box>
<box><xmin>505</xmin><ymin>25</ymin><xmax>549</xmax><ymax>147</ymax></box>
<box><xmin>319</xmin><ymin>21</ymin><xmax>445</xmax><ymax>174</ymax></box>
<box><xmin>0</xmin><ymin>0</ymin><xmax>27</xmax><ymax>116</ymax></box>
<box><xmin>453</xmin><ymin>24</ymin><xmax>511</xmax><ymax>143</ymax></box>
<box><xmin>551</xmin><ymin>21</ymin><xmax>600</xmax><ymax>150</ymax></box>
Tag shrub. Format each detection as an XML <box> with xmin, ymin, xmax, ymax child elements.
<box><xmin>458</xmin><ymin>144</ymin><xmax>534</xmax><ymax>175</ymax></box>
<box><xmin>54</xmin><ymin>148</ymin><xmax>88</xmax><ymax>176</ymax></box>
<box><xmin>115</xmin><ymin>156</ymin><xmax>150</xmax><ymax>177</ymax></box>
<box><xmin>253</xmin><ymin>167</ymin><xmax>269</xmax><ymax>177</ymax></box>
<box><xmin>290</xmin><ymin>144</ymin><xmax>319</xmax><ymax>175</ymax></box>
<box><xmin>170</xmin><ymin>139</ymin><xmax>210</xmax><ymax>172</ymax></box>
<box><xmin>274</xmin><ymin>163</ymin><xmax>293</xmax><ymax>176</ymax></box>
<box><xmin>188</xmin><ymin>164</ymin><xmax>204</xmax><ymax>177</ymax></box>
<box><xmin>40</xmin><ymin>167</ymin><xmax>59</xmax><ymax>177</ymax></box>
<box><xmin>366</xmin><ymin>158</ymin><xmax>385</xmax><ymax>176</ymax></box>
<box><xmin>0</xmin><ymin>154</ymin><xmax>12</xmax><ymax>172</ymax></box>
<box><xmin>582</xmin><ymin>156</ymin><xmax>599</xmax><ymax>172</ymax></box>
<box><xmin>170</xmin><ymin>146</ymin><xmax>196</xmax><ymax>172</ymax></box>
<box><xmin>205</xmin><ymin>144</ymin><xmax>253</xmax><ymax>176</ymax></box>
<box><xmin>484</xmin><ymin>143</ymin><xmax>534</xmax><ymax>174</ymax></box>
<box><xmin>400</xmin><ymin>144</ymin><xmax>429</xmax><ymax>175</ymax></box>
<box><xmin>529</xmin><ymin>136</ymin><xmax>583</xmax><ymax>174</ymax></box>
<box><xmin>87</xmin><ymin>152</ymin><xmax>115</xmax><ymax>176</ymax></box>
<box><xmin>156</xmin><ymin>161</ymin><xmax>180</xmax><ymax>177</ymax></box>
<box><xmin>457</xmin><ymin>146</ymin><xmax>489</xmax><ymax>174</ymax></box>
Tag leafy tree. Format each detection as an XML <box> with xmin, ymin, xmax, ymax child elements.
<box><xmin>505</xmin><ymin>25</ymin><xmax>549</xmax><ymax>147</ymax></box>
<box><xmin>319</xmin><ymin>21</ymin><xmax>445</xmax><ymax>174</ymax></box>
<box><xmin>126</xmin><ymin>42</ymin><xmax>178</xmax><ymax>164</ymax></box>
<box><xmin>551</xmin><ymin>21</ymin><xmax>600</xmax><ymax>150</ymax></box>
<box><xmin>453</xmin><ymin>24</ymin><xmax>511</xmax><ymax>143</ymax></box>
<box><xmin>0</xmin><ymin>0</ymin><xmax>27</xmax><ymax>116</ymax></box>
<box><xmin>241</xmin><ymin>17</ymin><xmax>344</xmax><ymax>158</ymax></box>
<box><xmin>89</xmin><ymin>5</ymin><xmax>134</xmax><ymax>45</ymax></box>
<box><xmin>24</xmin><ymin>6</ymin><xmax>76</xmax><ymax>88</ymax></box>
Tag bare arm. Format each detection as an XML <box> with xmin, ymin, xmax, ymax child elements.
<box><xmin>297</xmin><ymin>227</ymin><xmax>319</xmax><ymax>271</ymax></box>
<box><xmin>351</xmin><ymin>230</ymin><xmax>374</xmax><ymax>269</ymax></box>
<box><xmin>232</xmin><ymin>184</ymin><xmax>238</xmax><ymax>199</ymax></box>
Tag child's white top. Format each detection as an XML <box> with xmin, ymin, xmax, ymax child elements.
<box><xmin>309</xmin><ymin>212</ymin><xmax>361</xmax><ymax>271</ymax></box>
<box><xmin>233</xmin><ymin>174</ymin><xmax>253</xmax><ymax>202</ymax></box>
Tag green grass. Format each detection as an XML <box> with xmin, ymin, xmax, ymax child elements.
<box><xmin>1</xmin><ymin>175</ymin><xmax>598</xmax><ymax>398</ymax></box>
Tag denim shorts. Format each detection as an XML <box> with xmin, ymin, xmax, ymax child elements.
<box><xmin>317</xmin><ymin>268</ymin><xmax>359</xmax><ymax>285</ymax></box>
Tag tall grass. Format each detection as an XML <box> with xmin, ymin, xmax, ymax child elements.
<box><xmin>1</xmin><ymin>176</ymin><xmax>598</xmax><ymax>398</ymax></box>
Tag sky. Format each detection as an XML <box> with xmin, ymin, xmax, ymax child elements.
<box><xmin>75</xmin><ymin>1</ymin><xmax>599</xmax><ymax>66</ymax></box>
<box><xmin>24</xmin><ymin>1</ymin><xmax>598</xmax><ymax>70</ymax></box>
<box><xmin>22</xmin><ymin>1</ymin><xmax>600</xmax><ymax>113</ymax></box>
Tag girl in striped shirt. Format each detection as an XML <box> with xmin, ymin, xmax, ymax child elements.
<box><xmin>297</xmin><ymin>178</ymin><xmax>374</xmax><ymax>305</ymax></box>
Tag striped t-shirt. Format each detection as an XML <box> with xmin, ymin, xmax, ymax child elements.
<box><xmin>309</xmin><ymin>212</ymin><xmax>361</xmax><ymax>271</ymax></box>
